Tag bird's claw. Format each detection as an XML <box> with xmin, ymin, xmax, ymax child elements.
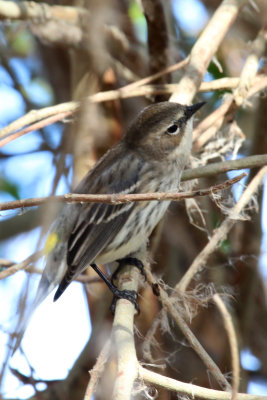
<box><xmin>110</xmin><ymin>289</ymin><xmax>139</xmax><ymax>314</ymax></box>
<box><xmin>111</xmin><ymin>257</ymin><xmax>146</xmax><ymax>285</ymax></box>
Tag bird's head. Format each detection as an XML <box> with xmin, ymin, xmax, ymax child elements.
<box><xmin>124</xmin><ymin>101</ymin><xmax>205</xmax><ymax>161</ymax></box>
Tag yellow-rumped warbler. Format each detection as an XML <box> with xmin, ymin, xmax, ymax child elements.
<box><xmin>13</xmin><ymin>101</ymin><xmax>204</xmax><ymax>352</ymax></box>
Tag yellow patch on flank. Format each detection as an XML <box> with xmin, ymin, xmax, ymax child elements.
<box><xmin>44</xmin><ymin>232</ymin><xmax>59</xmax><ymax>255</ymax></box>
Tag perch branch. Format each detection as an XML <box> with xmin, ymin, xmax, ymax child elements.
<box><xmin>111</xmin><ymin>248</ymin><xmax>146</xmax><ymax>400</ymax></box>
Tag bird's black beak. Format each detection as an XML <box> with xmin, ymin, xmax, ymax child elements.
<box><xmin>184</xmin><ymin>101</ymin><xmax>206</xmax><ymax>120</ymax></box>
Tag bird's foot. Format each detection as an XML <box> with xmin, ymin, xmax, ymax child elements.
<box><xmin>90</xmin><ymin>263</ymin><xmax>140</xmax><ymax>314</ymax></box>
<box><xmin>110</xmin><ymin>288</ymin><xmax>139</xmax><ymax>314</ymax></box>
<box><xmin>111</xmin><ymin>257</ymin><xmax>146</xmax><ymax>285</ymax></box>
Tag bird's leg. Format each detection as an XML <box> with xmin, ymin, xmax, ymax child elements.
<box><xmin>111</xmin><ymin>257</ymin><xmax>146</xmax><ymax>286</ymax></box>
<box><xmin>90</xmin><ymin>263</ymin><xmax>139</xmax><ymax>314</ymax></box>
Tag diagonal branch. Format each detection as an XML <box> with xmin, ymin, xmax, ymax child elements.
<box><xmin>193</xmin><ymin>27</ymin><xmax>267</xmax><ymax>149</ymax></box>
<box><xmin>143</xmin><ymin>264</ymin><xmax>231</xmax><ymax>391</ymax></box>
<box><xmin>213</xmin><ymin>294</ymin><xmax>240</xmax><ymax>400</ymax></box>
<box><xmin>170</xmin><ymin>0</ymin><xmax>248</xmax><ymax>104</ymax></box>
<box><xmin>138</xmin><ymin>366</ymin><xmax>267</xmax><ymax>400</ymax></box>
<box><xmin>178</xmin><ymin>166</ymin><xmax>267</xmax><ymax>292</ymax></box>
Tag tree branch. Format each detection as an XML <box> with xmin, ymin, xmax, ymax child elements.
<box><xmin>138</xmin><ymin>366</ymin><xmax>267</xmax><ymax>400</ymax></box>
<box><xmin>0</xmin><ymin>59</ymin><xmax>188</xmax><ymax>140</ymax></box>
<box><xmin>2</xmin><ymin>74</ymin><xmax>267</xmax><ymax>144</ymax></box>
<box><xmin>111</xmin><ymin>249</ymin><xmax>146</xmax><ymax>400</ymax></box>
<box><xmin>213</xmin><ymin>294</ymin><xmax>240</xmax><ymax>400</ymax></box>
<box><xmin>0</xmin><ymin>173</ymin><xmax>246</xmax><ymax>212</ymax></box>
<box><xmin>143</xmin><ymin>264</ymin><xmax>231</xmax><ymax>391</ymax></box>
<box><xmin>178</xmin><ymin>166</ymin><xmax>267</xmax><ymax>292</ymax></box>
<box><xmin>170</xmin><ymin>0</ymin><xmax>248</xmax><ymax>104</ymax></box>
<box><xmin>194</xmin><ymin>27</ymin><xmax>267</xmax><ymax>149</ymax></box>
<box><xmin>0</xmin><ymin>1</ymin><xmax>88</xmax><ymax>24</ymax></box>
<box><xmin>141</xmin><ymin>0</ymin><xmax>169</xmax><ymax>82</ymax></box>
<box><xmin>181</xmin><ymin>154</ymin><xmax>267</xmax><ymax>181</ymax></box>
<box><xmin>84</xmin><ymin>339</ymin><xmax>111</xmax><ymax>400</ymax></box>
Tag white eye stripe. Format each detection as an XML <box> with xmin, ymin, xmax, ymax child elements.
<box><xmin>166</xmin><ymin>123</ymin><xmax>180</xmax><ymax>135</ymax></box>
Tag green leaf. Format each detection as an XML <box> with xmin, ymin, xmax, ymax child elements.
<box><xmin>0</xmin><ymin>178</ymin><xmax>20</xmax><ymax>200</ymax></box>
<box><xmin>11</xmin><ymin>28</ymin><xmax>35</xmax><ymax>56</ymax></box>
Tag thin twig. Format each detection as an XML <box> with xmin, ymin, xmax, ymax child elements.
<box><xmin>142</xmin><ymin>167</ymin><xmax>267</xmax><ymax>391</ymax></box>
<box><xmin>84</xmin><ymin>339</ymin><xmax>112</xmax><ymax>400</ymax></box>
<box><xmin>138</xmin><ymin>366</ymin><xmax>267</xmax><ymax>400</ymax></box>
<box><xmin>213</xmin><ymin>294</ymin><xmax>240</xmax><ymax>400</ymax></box>
<box><xmin>0</xmin><ymin>251</ymin><xmax>42</xmax><ymax>280</ymax></box>
<box><xmin>194</xmin><ymin>28</ymin><xmax>267</xmax><ymax>148</ymax></box>
<box><xmin>233</xmin><ymin>27</ymin><xmax>267</xmax><ymax>106</ymax></box>
<box><xmin>193</xmin><ymin>97</ymin><xmax>233</xmax><ymax>142</ymax></box>
<box><xmin>0</xmin><ymin>59</ymin><xmax>188</xmax><ymax>140</ymax></box>
<box><xmin>143</xmin><ymin>264</ymin><xmax>231</xmax><ymax>391</ymax></box>
<box><xmin>0</xmin><ymin>101</ymin><xmax>78</xmax><ymax>139</ymax></box>
<box><xmin>0</xmin><ymin>173</ymin><xmax>246</xmax><ymax>212</ymax></box>
<box><xmin>0</xmin><ymin>257</ymin><xmax>102</xmax><ymax>283</ymax></box>
<box><xmin>1</xmin><ymin>74</ymin><xmax>266</xmax><ymax>145</ymax></box>
<box><xmin>178</xmin><ymin>166</ymin><xmax>267</xmax><ymax>292</ymax></box>
<box><xmin>0</xmin><ymin>110</ymin><xmax>73</xmax><ymax>148</ymax></box>
<box><xmin>181</xmin><ymin>154</ymin><xmax>267</xmax><ymax>181</ymax></box>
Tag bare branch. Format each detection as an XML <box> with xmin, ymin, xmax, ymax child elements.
<box><xmin>0</xmin><ymin>101</ymin><xmax>78</xmax><ymax>139</ymax></box>
<box><xmin>84</xmin><ymin>339</ymin><xmax>112</xmax><ymax>400</ymax></box>
<box><xmin>233</xmin><ymin>28</ymin><xmax>267</xmax><ymax>106</ymax></box>
<box><xmin>181</xmin><ymin>154</ymin><xmax>267</xmax><ymax>181</ymax></box>
<box><xmin>213</xmin><ymin>294</ymin><xmax>240</xmax><ymax>400</ymax></box>
<box><xmin>178</xmin><ymin>166</ymin><xmax>267</xmax><ymax>292</ymax></box>
<box><xmin>0</xmin><ymin>256</ymin><xmax>102</xmax><ymax>284</ymax></box>
<box><xmin>0</xmin><ymin>1</ymin><xmax>88</xmax><ymax>23</ymax></box>
<box><xmin>0</xmin><ymin>59</ymin><xmax>188</xmax><ymax>140</ymax></box>
<box><xmin>0</xmin><ymin>110</ymin><xmax>73</xmax><ymax>148</ymax></box>
<box><xmin>143</xmin><ymin>264</ymin><xmax>231</xmax><ymax>390</ymax></box>
<box><xmin>194</xmin><ymin>27</ymin><xmax>267</xmax><ymax>148</ymax></box>
<box><xmin>0</xmin><ymin>173</ymin><xmax>246</xmax><ymax>212</ymax></box>
<box><xmin>170</xmin><ymin>0</ymin><xmax>248</xmax><ymax>104</ymax></box>
<box><xmin>0</xmin><ymin>251</ymin><xmax>42</xmax><ymax>280</ymax></box>
<box><xmin>2</xmin><ymin>73</ymin><xmax>266</xmax><ymax>146</ymax></box>
<box><xmin>111</xmin><ymin>249</ymin><xmax>146</xmax><ymax>400</ymax></box>
<box><xmin>141</xmin><ymin>0</ymin><xmax>169</xmax><ymax>81</ymax></box>
<box><xmin>139</xmin><ymin>366</ymin><xmax>267</xmax><ymax>400</ymax></box>
<box><xmin>143</xmin><ymin>167</ymin><xmax>267</xmax><ymax>385</ymax></box>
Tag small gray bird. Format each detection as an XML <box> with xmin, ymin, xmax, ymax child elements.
<box><xmin>13</xmin><ymin>101</ymin><xmax>204</xmax><ymax>353</ymax></box>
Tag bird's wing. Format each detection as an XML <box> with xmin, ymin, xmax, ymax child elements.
<box><xmin>54</xmin><ymin>145</ymin><xmax>143</xmax><ymax>299</ymax></box>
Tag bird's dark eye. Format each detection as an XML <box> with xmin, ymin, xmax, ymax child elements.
<box><xmin>166</xmin><ymin>124</ymin><xmax>179</xmax><ymax>135</ymax></box>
